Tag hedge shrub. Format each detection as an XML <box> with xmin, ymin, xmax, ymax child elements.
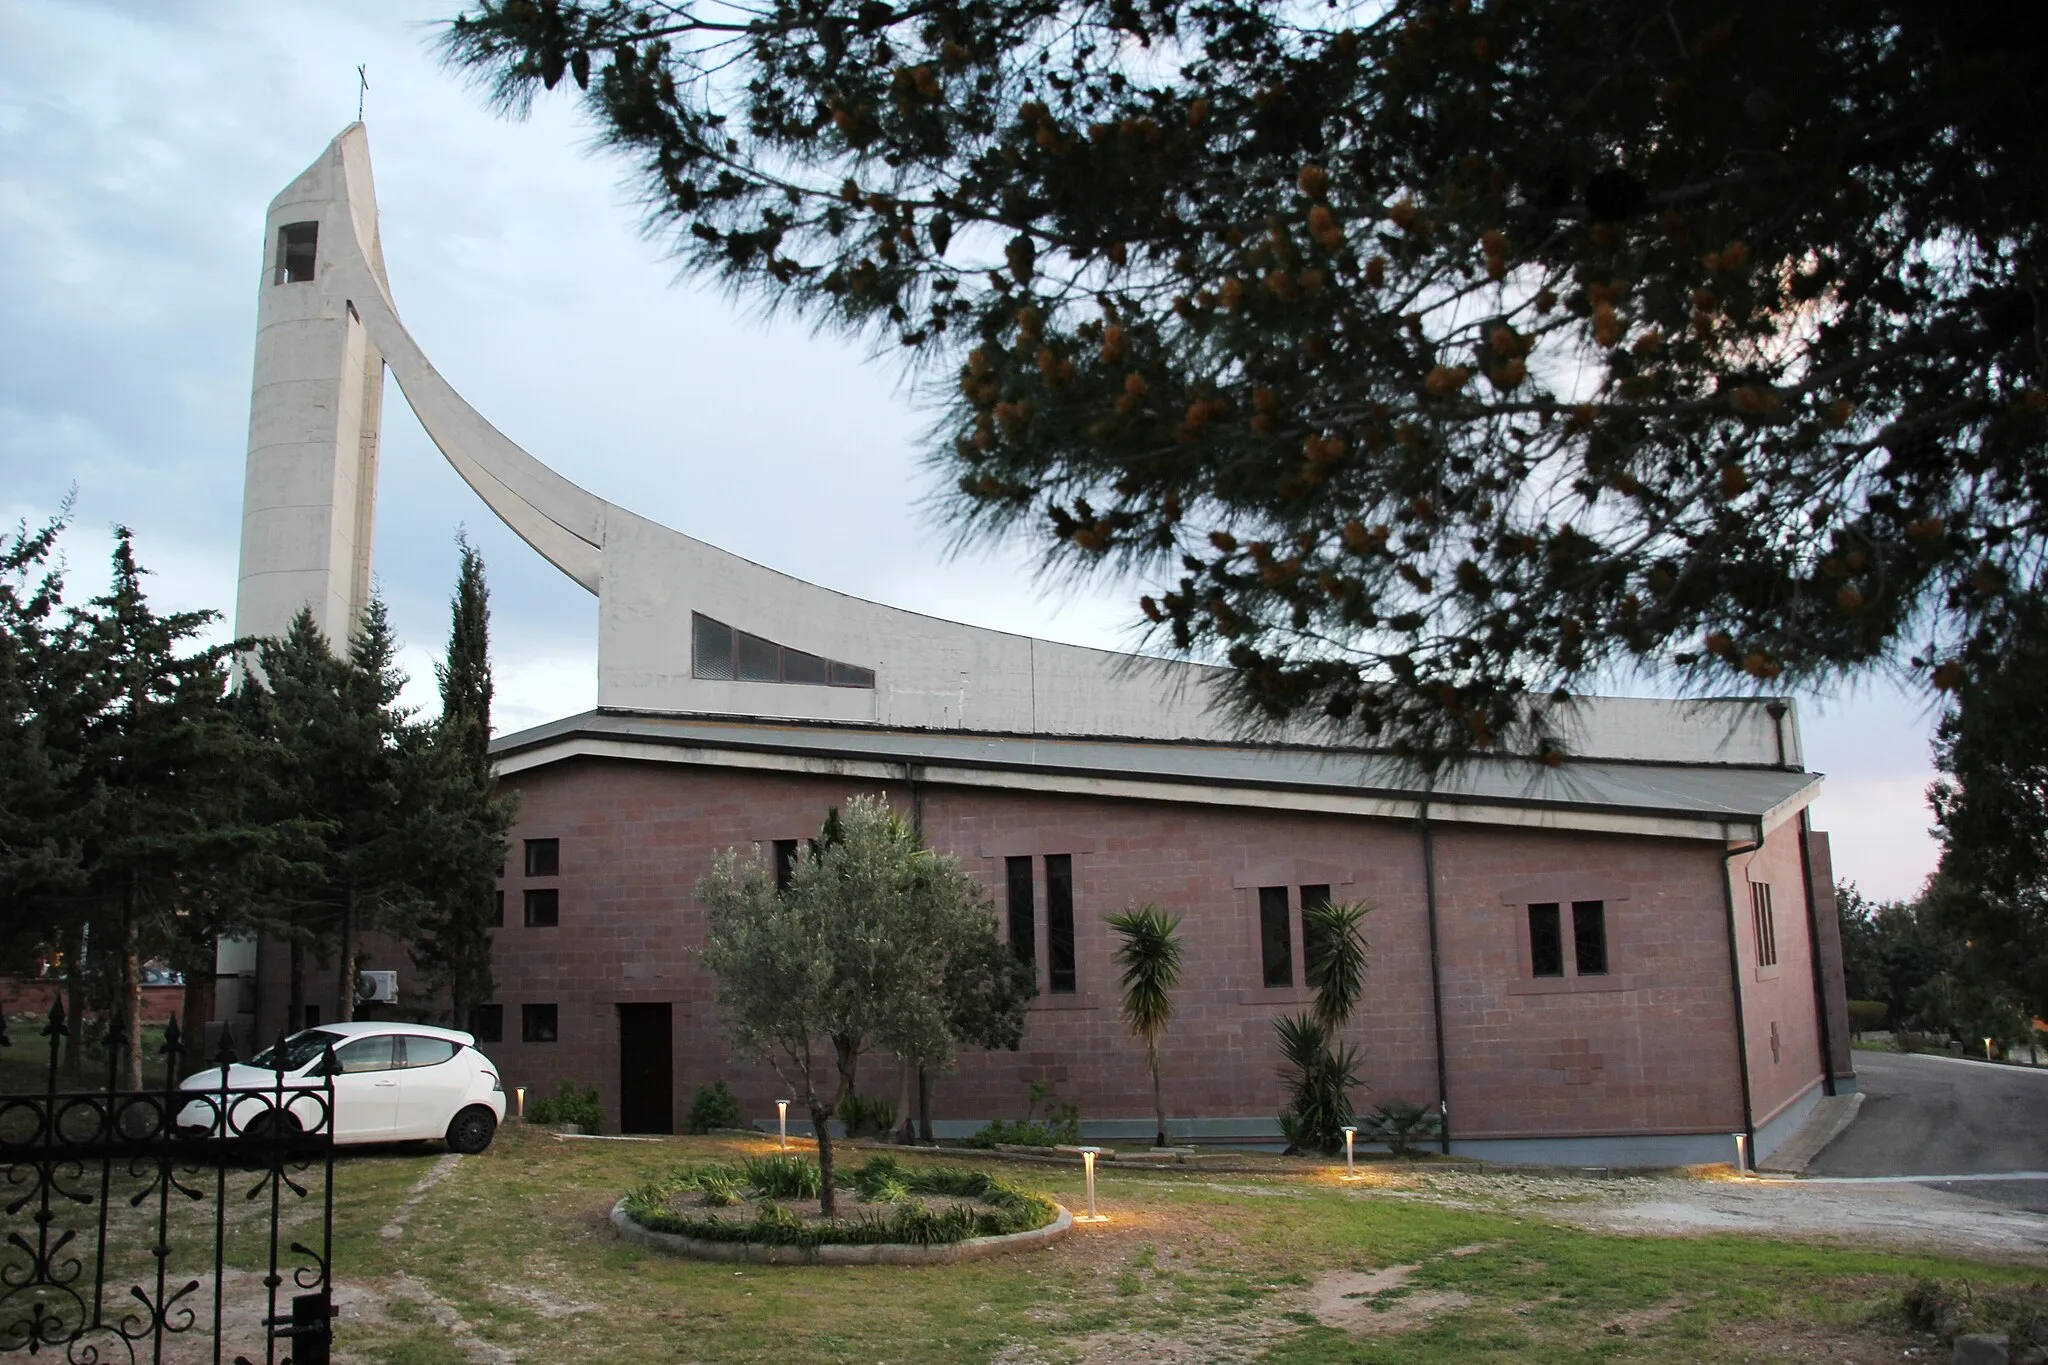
<box><xmin>621</xmin><ymin>1154</ymin><xmax>1057</xmax><ymax>1248</ymax></box>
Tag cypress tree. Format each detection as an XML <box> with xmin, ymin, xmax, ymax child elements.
<box><xmin>412</xmin><ymin>537</ymin><xmax>516</xmax><ymax>1029</ymax></box>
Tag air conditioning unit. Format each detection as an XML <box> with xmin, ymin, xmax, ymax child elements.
<box><xmin>357</xmin><ymin>970</ymin><xmax>398</xmax><ymax>1004</ymax></box>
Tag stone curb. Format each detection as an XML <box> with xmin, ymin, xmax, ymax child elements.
<box><xmin>610</xmin><ymin>1198</ymin><xmax>1074</xmax><ymax>1266</ymax></box>
<box><xmin>1758</xmin><ymin>1093</ymin><xmax>1865</xmax><ymax>1174</ymax></box>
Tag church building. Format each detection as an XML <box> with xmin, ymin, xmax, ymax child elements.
<box><xmin>229</xmin><ymin>126</ymin><xmax>1856</xmax><ymax>1167</ymax></box>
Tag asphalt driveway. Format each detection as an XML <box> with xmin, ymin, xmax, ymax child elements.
<box><xmin>1809</xmin><ymin>1049</ymin><xmax>2048</xmax><ymax>1212</ymax></box>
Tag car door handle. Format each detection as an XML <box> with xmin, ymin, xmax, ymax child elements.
<box><xmin>375</xmin><ymin>1080</ymin><xmax>398</xmax><ymax>1087</ymax></box>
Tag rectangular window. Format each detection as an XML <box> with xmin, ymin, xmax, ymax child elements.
<box><xmin>1751</xmin><ymin>882</ymin><xmax>1778</xmax><ymax>967</ymax></box>
<box><xmin>781</xmin><ymin>649</ymin><xmax>828</xmax><ymax>685</ymax></box>
<box><xmin>467</xmin><ymin>1004</ymin><xmax>504</xmax><ymax>1043</ymax></box>
<box><xmin>1045</xmin><ymin>853</ymin><xmax>1076</xmax><ymax>994</ymax></box>
<box><xmin>490</xmin><ymin>890</ymin><xmax>504</xmax><ymax>928</ymax></box>
<box><xmin>1300</xmin><ymin>883</ymin><xmax>1332</xmax><ymax>982</ymax></box>
<box><xmin>737</xmin><ymin>630</ymin><xmax>781</xmax><ymax>682</ymax></box>
<box><xmin>275</xmin><ymin>221</ymin><xmax>318</xmax><ymax>284</ymax></box>
<box><xmin>521</xmin><ymin>1004</ymin><xmax>558</xmax><ymax>1043</ymax></box>
<box><xmin>523</xmin><ymin>888</ymin><xmax>559</xmax><ymax>927</ymax></box>
<box><xmin>302</xmin><ymin>1004</ymin><xmax>320</xmax><ymax>1029</ymax></box>
<box><xmin>1571</xmin><ymin>900</ymin><xmax>1608</xmax><ymax>976</ymax></box>
<box><xmin>524</xmin><ymin>838</ymin><xmax>560</xmax><ymax>877</ymax></box>
<box><xmin>692</xmin><ymin>614</ymin><xmax>736</xmax><ymax>680</ymax></box>
<box><xmin>1258</xmin><ymin>886</ymin><xmax>1293</xmax><ymax>987</ymax></box>
<box><xmin>773</xmin><ymin>839</ymin><xmax>799</xmax><ymax>893</ymax></box>
<box><xmin>1006</xmin><ymin>856</ymin><xmax>1036</xmax><ymax>965</ymax></box>
<box><xmin>1528</xmin><ymin>903</ymin><xmax>1565</xmax><ymax>978</ymax></box>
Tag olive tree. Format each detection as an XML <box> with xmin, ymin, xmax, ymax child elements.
<box><xmin>697</xmin><ymin>793</ymin><xmax>994</xmax><ymax>1215</ymax></box>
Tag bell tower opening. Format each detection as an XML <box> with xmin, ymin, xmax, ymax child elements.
<box><xmin>275</xmin><ymin>221</ymin><xmax>318</xmax><ymax>283</ymax></box>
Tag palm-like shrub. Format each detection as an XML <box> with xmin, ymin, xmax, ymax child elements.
<box><xmin>1275</xmin><ymin>900</ymin><xmax>1374</xmax><ymax>1155</ymax></box>
<box><xmin>1107</xmin><ymin>904</ymin><xmax>1184</xmax><ymax>1148</ymax></box>
<box><xmin>1364</xmin><ymin>1099</ymin><xmax>1443</xmax><ymax>1158</ymax></box>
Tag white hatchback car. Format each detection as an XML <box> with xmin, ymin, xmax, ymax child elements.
<box><xmin>178</xmin><ymin>1022</ymin><xmax>506</xmax><ymax>1154</ymax></box>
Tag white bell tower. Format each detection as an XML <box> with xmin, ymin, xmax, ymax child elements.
<box><xmin>232</xmin><ymin>123</ymin><xmax>388</xmax><ymax>649</ymax></box>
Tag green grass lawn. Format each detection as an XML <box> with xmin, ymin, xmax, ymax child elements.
<box><xmin>4</xmin><ymin>1035</ymin><xmax>2036</xmax><ymax>1364</ymax></box>
<box><xmin>305</xmin><ymin>1127</ymin><xmax>2037</xmax><ymax>1364</ymax></box>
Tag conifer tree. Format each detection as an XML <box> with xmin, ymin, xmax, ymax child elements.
<box><xmin>443</xmin><ymin>1</ymin><xmax>2048</xmax><ymax>765</ymax></box>
<box><xmin>250</xmin><ymin>602</ymin><xmax>431</xmax><ymax>1027</ymax></box>
<box><xmin>66</xmin><ymin>531</ymin><xmax>254</xmax><ymax>1088</ymax></box>
<box><xmin>412</xmin><ymin>537</ymin><xmax>517</xmax><ymax>1029</ymax></box>
<box><xmin>0</xmin><ymin>517</ymin><xmax>77</xmax><ymax>976</ymax></box>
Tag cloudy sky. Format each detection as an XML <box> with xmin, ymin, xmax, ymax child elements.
<box><xmin>0</xmin><ymin>1</ymin><xmax>1947</xmax><ymax>901</ymax></box>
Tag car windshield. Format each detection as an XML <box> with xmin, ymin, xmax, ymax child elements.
<box><xmin>247</xmin><ymin>1029</ymin><xmax>344</xmax><ymax>1073</ymax></box>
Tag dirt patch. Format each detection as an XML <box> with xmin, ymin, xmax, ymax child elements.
<box><xmin>1556</xmin><ymin>1178</ymin><xmax>2048</xmax><ymax>1261</ymax></box>
<box><xmin>381</xmin><ymin>1151</ymin><xmax>462</xmax><ymax>1241</ymax></box>
<box><xmin>1307</xmin><ymin>1263</ymin><xmax>1473</xmax><ymax>1334</ymax></box>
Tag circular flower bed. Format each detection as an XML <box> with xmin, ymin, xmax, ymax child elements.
<box><xmin>613</xmin><ymin>1153</ymin><xmax>1069</xmax><ymax>1265</ymax></box>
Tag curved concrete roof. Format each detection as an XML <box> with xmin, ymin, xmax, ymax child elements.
<box><xmin>250</xmin><ymin>124</ymin><xmax>1813</xmax><ymax>775</ymax></box>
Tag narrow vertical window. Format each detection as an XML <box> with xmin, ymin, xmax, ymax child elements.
<box><xmin>275</xmin><ymin>222</ymin><xmax>318</xmax><ymax>283</ymax></box>
<box><xmin>1258</xmin><ymin>886</ymin><xmax>1293</xmax><ymax>987</ymax></box>
<box><xmin>1299</xmin><ymin>883</ymin><xmax>1332</xmax><ymax>982</ymax></box>
<box><xmin>773</xmin><ymin>839</ymin><xmax>799</xmax><ymax>893</ymax></box>
<box><xmin>490</xmin><ymin>890</ymin><xmax>504</xmax><ymax>928</ymax></box>
<box><xmin>1045</xmin><ymin>854</ymin><xmax>1076</xmax><ymax>994</ymax></box>
<box><xmin>1751</xmin><ymin>883</ymin><xmax>1778</xmax><ymax>967</ymax></box>
<box><xmin>524</xmin><ymin>838</ymin><xmax>560</xmax><ymax>877</ymax></box>
<box><xmin>1571</xmin><ymin>900</ymin><xmax>1608</xmax><ymax>976</ymax></box>
<box><xmin>1529</xmin><ymin>903</ymin><xmax>1565</xmax><ymax>977</ymax></box>
<box><xmin>1006</xmin><ymin>856</ymin><xmax>1036</xmax><ymax>966</ymax></box>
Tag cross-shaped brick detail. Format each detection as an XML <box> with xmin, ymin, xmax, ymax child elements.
<box><xmin>1547</xmin><ymin>1038</ymin><xmax>1605</xmax><ymax>1085</ymax></box>
<box><xmin>1770</xmin><ymin>1021</ymin><xmax>1781</xmax><ymax>1065</ymax></box>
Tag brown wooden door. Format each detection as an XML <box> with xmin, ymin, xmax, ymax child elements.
<box><xmin>617</xmin><ymin>1003</ymin><xmax>674</xmax><ymax>1134</ymax></box>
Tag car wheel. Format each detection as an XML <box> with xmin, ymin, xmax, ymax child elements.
<box><xmin>447</xmin><ymin>1105</ymin><xmax>497</xmax><ymax>1155</ymax></box>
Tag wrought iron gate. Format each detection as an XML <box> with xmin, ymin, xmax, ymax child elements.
<box><xmin>0</xmin><ymin>1001</ymin><xmax>337</xmax><ymax>1364</ymax></box>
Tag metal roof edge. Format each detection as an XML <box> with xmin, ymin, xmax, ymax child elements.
<box><xmin>492</xmin><ymin>723</ymin><xmax>1821</xmax><ymax>840</ymax></box>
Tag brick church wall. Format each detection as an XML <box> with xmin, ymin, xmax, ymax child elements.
<box><xmin>440</xmin><ymin>754</ymin><xmax>1823</xmax><ymax>1146</ymax></box>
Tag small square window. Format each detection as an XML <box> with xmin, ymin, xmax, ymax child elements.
<box><xmin>490</xmin><ymin>890</ymin><xmax>504</xmax><ymax>928</ymax></box>
<box><xmin>275</xmin><ymin>221</ymin><xmax>318</xmax><ymax>284</ymax></box>
<box><xmin>1571</xmin><ymin>900</ymin><xmax>1608</xmax><ymax>976</ymax></box>
<box><xmin>524</xmin><ymin>838</ymin><xmax>560</xmax><ymax>878</ymax></box>
<box><xmin>1528</xmin><ymin>903</ymin><xmax>1565</xmax><ymax>978</ymax></box>
<box><xmin>468</xmin><ymin>1004</ymin><xmax>504</xmax><ymax>1043</ymax></box>
<box><xmin>521</xmin><ymin>1004</ymin><xmax>558</xmax><ymax>1043</ymax></box>
<box><xmin>523</xmin><ymin>888</ymin><xmax>559</xmax><ymax>927</ymax></box>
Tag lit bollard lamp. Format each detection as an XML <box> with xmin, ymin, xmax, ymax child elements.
<box><xmin>777</xmin><ymin>1099</ymin><xmax>789</xmax><ymax>1150</ymax></box>
<box><xmin>1341</xmin><ymin>1125</ymin><xmax>1360</xmax><ymax>1180</ymax></box>
<box><xmin>514</xmin><ymin>1087</ymin><xmax>526</xmax><ymax>1122</ymax></box>
<box><xmin>1074</xmin><ymin>1147</ymin><xmax>1109</xmax><ymax>1223</ymax></box>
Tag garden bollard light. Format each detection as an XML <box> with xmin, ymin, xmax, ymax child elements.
<box><xmin>1733</xmin><ymin>1133</ymin><xmax>1748</xmax><ymax>1172</ymax></box>
<box><xmin>777</xmin><ymin>1099</ymin><xmax>789</xmax><ymax>1150</ymax></box>
<box><xmin>1075</xmin><ymin>1147</ymin><xmax>1108</xmax><ymax>1222</ymax></box>
<box><xmin>1341</xmin><ymin>1125</ymin><xmax>1358</xmax><ymax>1180</ymax></box>
<box><xmin>515</xmin><ymin>1087</ymin><xmax>525</xmax><ymax>1121</ymax></box>
<box><xmin>1985</xmin><ymin>1037</ymin><xmax>1995</xmax><ymax>1061</ymax></box>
